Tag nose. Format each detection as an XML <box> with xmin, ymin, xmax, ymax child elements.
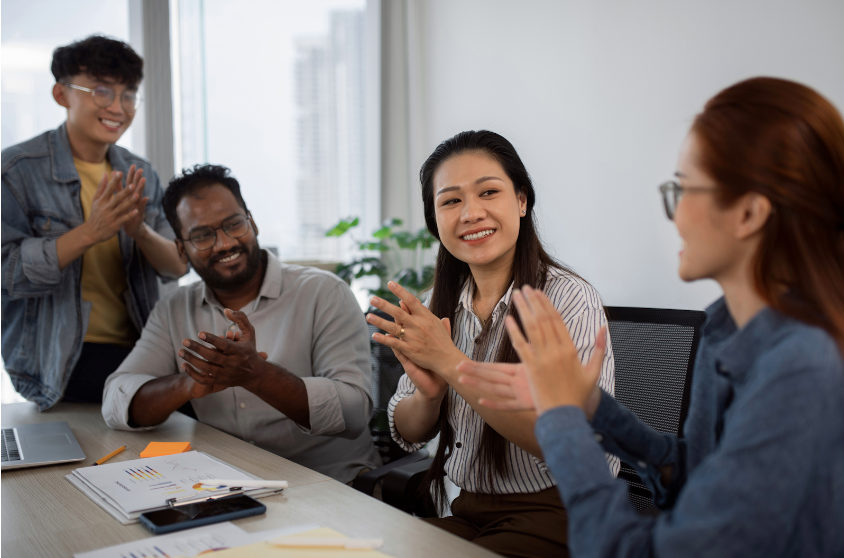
<box><xmin>212</xmin><ymin>228</ymin><xmax>238</xmax><ymax>252</ymax></box>
<box><xmin>105</xmin><ymin>92</ymin><xmax>126</xmax><ymax>115</ymax></box>
<box><xmin>461</xmin><ymin>195</ymin><xmax>487</xmax><ymax>223</ymax></box>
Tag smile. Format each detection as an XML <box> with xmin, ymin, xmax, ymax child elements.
<box><xmin>216</xmin><ymin>252</ymin><xmax>241</xmax><ymax>264</ymax></box>
<box><xmin>100</xmin><ymin>118</ymin><xmax>122</xmax><ymax>128</ymax></box>
<box><xmin>461</xmin><ymin>229</ymin><xmax>495</xmax><ymax>241</ymax></box>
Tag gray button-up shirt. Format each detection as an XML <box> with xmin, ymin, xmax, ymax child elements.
<box><xmin>103</xmin><ymin>251</ymin><xmax>381</xmax><ymax>482</ymax></box>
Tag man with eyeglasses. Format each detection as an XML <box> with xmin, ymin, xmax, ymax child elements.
<box><xmin>102</xmin><ymin>164</ymin><xmax>382</xmax><ymax>483</ymax></box>
<box><xmin>1</xmin><ymin>36</ymin><xmax>186</xmax><ymax>409</ymax></box>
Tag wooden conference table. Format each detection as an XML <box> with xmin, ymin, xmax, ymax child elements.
<box><xmin>1</xmin><ymin>402</ymin><xmax>498</xmax><ymax>558</ymax></box>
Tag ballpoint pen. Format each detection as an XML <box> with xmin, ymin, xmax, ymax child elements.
<box><xmin>199</xmin><ymin>479</ymin><xmax>289</xmax><ymax>489</ymax></box>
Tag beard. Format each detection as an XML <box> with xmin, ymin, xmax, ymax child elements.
<box><xmin>190</xmin><ymin>241</ymin><xmax>263</xmax><ymax>290</ymax></box>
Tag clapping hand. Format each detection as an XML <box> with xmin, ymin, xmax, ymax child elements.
<box><xmin>86</xmin><ymin>170</ymin><xmax>140</xmax><ymax>243</ymax></box>
<box><xmin>178</xmin><ymin>309</ymin><xmax>269</xmax><ymax>398</ymax></box>
<box><xmin>458</xmin><ymin>286</ymin><xmax>606</xmax><ymax>417</ymax></box>
<box><xmin>120</xmin><ymin>165</ymin><xmax>150</xmax><ymax>239</ymax></box>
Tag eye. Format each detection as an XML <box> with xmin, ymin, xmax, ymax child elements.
<box><xmin>480</xmin><ymin>189</ymin><xmax>499</xmax><ymax>197</ymax></box>
<box><xmin>440</xmin><ymin>197</ymin><xmax>460</xmax><ymax>206</ymax></box>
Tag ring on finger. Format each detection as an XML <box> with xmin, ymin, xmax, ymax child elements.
<box><xmin>398</xmin><ymin>326</ymin><xmax>406</xmax><ymax>340</ymax></box>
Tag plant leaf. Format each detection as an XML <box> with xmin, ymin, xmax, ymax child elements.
<box><xmin>325</xmin><ymin>216</ymin><xmax>360</xmax><ymax>237</ymax></box>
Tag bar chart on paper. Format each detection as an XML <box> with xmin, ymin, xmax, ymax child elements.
<box><xmin>72</xmin><ymin>451</ymin><xmax>254</xmax><ymax>514</ymax></box>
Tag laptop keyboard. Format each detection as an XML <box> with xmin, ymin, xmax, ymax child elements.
<box><xmin>2</xmin><ymin>428</ymin><xmax>22</xmax><ymax>462</ymax></box>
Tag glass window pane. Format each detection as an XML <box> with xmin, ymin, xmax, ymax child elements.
<box><xmin>173</xmin><ymin>0</ymin><xmax>375</xmax><ymax>273</ymax></box>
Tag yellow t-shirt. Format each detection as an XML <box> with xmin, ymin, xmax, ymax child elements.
<box><xmin>74</xmin><ymin>158</ymin><xmax>137</xmax><ymax>347</ymax></box>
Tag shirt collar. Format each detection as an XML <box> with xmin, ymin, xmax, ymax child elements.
<box><xmin>455</xmin><ymin>277</ymin><xmax>515</xmax><ymax>320</ymax></box>
<box><xmin>707</xmin><ymin>296</ymin><xmax>786</xmax><ymax>384</ymax></box>
<box><xmin>199</xmin><ymin>249</ymin><xmax>282</xmax><ymax>310</ymax></box>
<box><xmin>49</xmin><ymin>122</ymin><xmax>130</xmax><ymax>183</ymax></box>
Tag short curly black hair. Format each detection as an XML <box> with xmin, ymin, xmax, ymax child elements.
<box><xmin>51</xmin><ymin>35</ymin><xmax>143</xmax><ymax>87</ymax></box>
<box><xmin>163</xmin><ymin>164</ymin><xmax>250</xmax><ymax>239</ymax></box>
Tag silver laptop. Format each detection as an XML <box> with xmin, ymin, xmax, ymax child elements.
<box><xmin>1</xmin><ymin>421</ymin><xmax>86</xmax><ymax>470</ymax></box>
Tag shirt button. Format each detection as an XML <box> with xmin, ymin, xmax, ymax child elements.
<box><xmin>240</xmin><ymin>402</ymin><xmax>247</xmax><ymax>409</ymax></box>
<box><xmin>637</xmin><ymin>460</ymin><xmax>647</xmax><ymax>468</ymax></box>
<box><xmin>455</xmin><ymin>442</ymin><xmax>463</xmax><ymax>449</ymax></box>
<box><xmin>229</xmin><ymin>323</ymin><xmax>238</xmax><ymax>331</ymax></box>
<box><xmin>594</xmin><ymin>433</ymin><xmax>604</xmax><ymax>443</ymax></box>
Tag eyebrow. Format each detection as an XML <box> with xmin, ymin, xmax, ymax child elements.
<box><xmin>435</xmin><ymin>176</ymin><xmax>506</xmax><ymax>197</ymax></box>
<box><xmin>674</xmin><ymin>171</ymin><xmax>686</xmax><ymax>178</ymax></box>
<box><xmin>186</xmin><ymin>213</ymin><xmax>245</xmax><ymax>236</ymax></box>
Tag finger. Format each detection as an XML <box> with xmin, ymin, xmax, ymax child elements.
<box><xmin>258</xmin><ymin>351</ymin><xmax>268</xmax><ymax>360</ymax></box>
<box><xmin>368</xmin><ymin>296</ymin><xmax>410</xmax><ymax>323</ymax></box>
<box><xmin>196</xmin><ymin>331</ymin><xmax>232</xmax><ymax>353</ymax></box>
<box><xmin>387</xmin><ymin>281</ymin><xmax>425</xmax><ymax>313</ymax></box>
<box><xmin>178</xmin><ymin>347</ymin><xmax>221</xmax><ymax>374</ymax></box>
<box><xmin>101</xmin><ymin>171</ymin><xmax>122</xmax><ymax>199</ymax></box>
<box><xmin>181</xmin><ymin>362</ymin><xmax>215</xmax><ymax>385</ymax></box>
<box><xmin>504</xmin><ymin>315</ymin><xmax>535</xmax><ymax>369</ymax></box>
<box><xmin>112</xmin><ymin>191</ymin><xmax>140</xmax><ymax>215</ymax></box>
<box><xmin>366</xmin><ymin>312</ymin><xmax>404</xmax><ymax>337</ymax></box>
<box><xmin>441</xmin><ymin>317</ymin><xmax>452</xmax><ymax>338</ymax></box>
<box><xmin>584</xmin><ymin>326</ymin><xmax>608</xmax><ymax>386</ymax></box>
<box><xmin>136</xmin><ymin>196</ymin><xmax>149</xmax><ymax>215</ymax></box>
<box><xmin>134</xmin><ymin>176</ymin><xmax>146</xmax><ymax>199</ymax></box>
<box><xmin>126</xmin><ymin>165</ymin><xmax>136</xmax><ymax>188</ymax></box>
<box><xmin>93</xmin><ymin>172</ymin><xmax>110</xmax><ymax>199</ymax></box>
<box><xmin>117</xmin><ymin>209</ymin><xmax>140</xmax><ymax>225</ymax></box>
<box><xmin>455</xmin><ymin>359</ymin><xmax>519</xmax><ymax>377</ymax></box>
<box><xmin>372</xmin><ymin>331</ymin><xmax>403</xmax><ymax>350</ymax></box>
<box><xmin>511</xmin><ymin>289</ymin><xmax>545</xmax><ymax>347</ymax></box>
<box><xmin>224</xmin><ymin>308</ymin><xmax>255</xmax><ymax>337</ymax></box>
<box><xmin>525</xmin><ymin>286</ymin><xmax>572</xmax><ymax>349</ymax></box>
<box><xmin>181</xmin><ymin>338</ymin><xmax>225</xmax><ymax>364</ymax></box>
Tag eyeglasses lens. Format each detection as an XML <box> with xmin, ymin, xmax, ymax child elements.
<box><xmin>189</xmin><ymin>216</ymin><xmax>250</xmax><ymax>251</ymax></box>
<box><xmin>92</xmin><ymin>86</ymin><xmax>140</xmax><ymax>113</ymax></box>
<box><xmin>659</xmin><ymin>181</ymin><xmax>678</xmax><ymax>221</ymax></box>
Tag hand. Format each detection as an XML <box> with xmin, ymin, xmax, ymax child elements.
<box><xmin>85</xmin><ymin>171</ymin><xmax>140</xmax><ymax>244</ymax></box>
<box><xmin>120</xmin><ymin>165</ymin><xmax>150</xmax><ymax>239</ymax></box>
<box><xmin>393</xmin><ymin>316</ymin><xmax>451</xmax><ymax>403</ymax></box>
<box><xmin>177</xmin><ymin>309</ymin><xmax>269</xmax><ymax>392</ymax></box>
<box><xmin>456</xmin><ymin>361</ymin><xmax>535</xmax><ymax>411</ymax></box>
<box><xmin>502</xmin><ymin>286</ymin><xmax>607</xmax><ymax>416</ymax></box>
<box><xmin>366</xmin><ymin>281</ymin><xmax>466</xmax><ymax>378</ymax></box>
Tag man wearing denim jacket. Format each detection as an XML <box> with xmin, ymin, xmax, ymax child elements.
<box><xmin>1</xmin><ymin>36</ymin><xmax>186</xmax><ymax>409</ymax></box>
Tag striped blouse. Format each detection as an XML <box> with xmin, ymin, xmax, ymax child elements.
<box><xmin>388</xmin><ymin>266</ymin><xmax>619</xmax><ymax>494</ymax></box>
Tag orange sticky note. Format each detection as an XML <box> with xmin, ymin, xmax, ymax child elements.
<box><xmin>140</xmin><ymin>442</ymin><xmax>192</xmax><ymax>458</ymax></box>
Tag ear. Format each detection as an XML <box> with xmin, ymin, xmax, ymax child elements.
<box><xmin>517</xmin><ymin>191</ymin><xmax>528</xmax><ymax>216</ymax></box>
<box><xmin>734</xmin><ymin>193</ymin><xmax>772</xmax><ymax>240</ymax></box>
<box><xmin>249</xmin><ymin>214</ymin><xmax>260</xmax><ymax>236</ymax></box>
<box><xmin>53</xmin><ymin>83</ymin><xmax>69</xmax><ymax>109</ymax></box>
<box><xmin>175</xmin><ymin>239</ymin><xmax>189</xmax><ymax>264</ymax></box>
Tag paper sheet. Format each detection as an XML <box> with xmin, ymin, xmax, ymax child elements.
<box><xmin>73</xmin><ymin>523</ymin><xmax>321</xmax><ymax>558</ymax></box>
<box><xmin>187</xmin><ymin>527</ymin><xmax>393</xmax><ymax>558</ymax></box>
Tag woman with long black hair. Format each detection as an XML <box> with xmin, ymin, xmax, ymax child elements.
<box><xmin>367</xmin><ymin>130</ymin><xmax>616</xmax><ymax>557</ymax></box>
<box><xmin>458</xmin><ymin>78</ymin><xmax>844</xmax><ymax>557</ymax></box>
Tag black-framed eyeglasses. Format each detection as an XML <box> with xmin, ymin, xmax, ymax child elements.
<box><xmin>658</xmin><ymin>180</ymin><xmax>716</xmax><ymax>220</ymax></box>
<box><xmin>63</xmin><ymin>83</ymin><xmax>143</xmax><ymax>113</ymax></box>
<box><xmin>182</xmin><ymin>214</ymin><xmax>252</xmax><ymax>251</ymax></box>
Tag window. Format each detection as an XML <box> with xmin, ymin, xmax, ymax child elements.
<box><xmin>172</xmin><ymin>0</ymin><xmax>376</xmax><ymax>281</ymax></box>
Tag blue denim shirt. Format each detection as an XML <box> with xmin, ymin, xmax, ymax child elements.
<box><xmin>1</xmin><ymin>124</ymin><xmax>175</xmax><ymax>410</ymax></box>
<box><xmin>535</xmin><ymin>297</ymin><xmax>844</xmax><ymax>558</ymax></box>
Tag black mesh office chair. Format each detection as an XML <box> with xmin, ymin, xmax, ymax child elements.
<box><xmin>604</xmin><ymin>306</ymin><xmax>706</xmax><ymax>511</ymax></box>
<box><xmin>353</xmin><ymin>309</ymin><xmax>432</xmax><ymax>506</ymax></box>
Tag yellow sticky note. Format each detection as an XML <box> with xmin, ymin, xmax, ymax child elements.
<box><xmin>140</xmin><ymin>442</ymin><xmax>192</xmax><ymax>458</ymax></box>
<box><xmin>189</xmin><ymin>528</ymin><xmax>392</xmax><ymax>558</ymax></box>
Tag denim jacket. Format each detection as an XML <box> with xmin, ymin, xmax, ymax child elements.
<box><xmin>1</xmin><ymin>123</ymin><xmax>175</xmax><ymax>410</ymax></box>
<box><xmin>535</xmin><ymin>297</ymin><xmax>844</xmax><ymax>558</ymax></box>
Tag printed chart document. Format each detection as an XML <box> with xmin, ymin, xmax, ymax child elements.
<box><xmin>73</xmin><ymin>522</ymin><xmax>320</xmax><ymax>558</ymax></box>
<box><xmin>66</xmin><ymin>451</ymin><xmax>283</xmax><ymax>524</ymax></box>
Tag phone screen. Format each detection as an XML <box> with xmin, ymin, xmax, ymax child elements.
<box><xmin>142</xmin><ymin>495</ymin><xmax>265</xmax><ymax>528</ymax></box>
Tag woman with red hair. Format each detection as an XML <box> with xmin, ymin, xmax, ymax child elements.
<box><xmin>458</xmin><ymin>77</ymin><xmax>844</xmax><ymax>557</ymax></box>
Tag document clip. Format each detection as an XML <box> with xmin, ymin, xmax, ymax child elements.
<box><xmin>166</xmin><ymin>487</ymin><xmax>244</xmax><ymax>508</ymax></box>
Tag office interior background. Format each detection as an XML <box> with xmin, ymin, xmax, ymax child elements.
<box><xmin>2</xmin><ymin>0</ymin><xmax>844</xmax><ymax>402</ymax></box>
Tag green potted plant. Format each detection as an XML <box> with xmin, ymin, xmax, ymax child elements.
<box><xmin>326</xmin><ymin>217</ymin><xmax>436</xmax><ymax>304</ymax></box>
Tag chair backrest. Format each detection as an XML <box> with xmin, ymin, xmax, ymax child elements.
<box><xmin>366</xmin><ymin>309</ymin><xmax>414</xmax><ymax>465</ymax></box>
<box><xmin>604</xmin><ymin>306</ymin><xmax>706</xmax><ymax>510</ymax></box>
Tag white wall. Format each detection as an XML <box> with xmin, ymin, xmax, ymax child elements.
<box><xmin>409</xmin><ymin>0</ymin><xmax>844</xmax><ymax>310</ymax></box>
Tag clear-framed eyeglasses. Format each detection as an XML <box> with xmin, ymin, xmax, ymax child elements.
<box><xmin>658</xmin><ymin>180</ymin><xmax>716</xmax><ymax>220</ymax></box>
<box><xmin>63</xmin><ymin>83</ymin><xmax>143</xmax><ymax>113</ymax></box>
<box><xmin>184</xmin><ymin>213</ymin><xmax>253</xmax><ymax>251</ymax></box>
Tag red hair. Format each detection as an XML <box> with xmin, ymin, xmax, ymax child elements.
<box><xmin>692</xmin><ymin>77</ymin><xmax>844</xmax><ymax>352</ymax></box>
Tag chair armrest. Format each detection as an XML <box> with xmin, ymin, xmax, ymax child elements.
<box><xmin>352</xmin><ymin>449</ymin><xmax>429</xmax><ymax>496</ymax></box>
<box><xmin>381</xmin><ymin>457</ymin><xmax>437</xmax><ymax>517</ymax></box>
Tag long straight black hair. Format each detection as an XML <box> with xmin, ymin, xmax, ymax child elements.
<box><xmin>419</xmin><ymin>130</ymin><xmax>579</xmax><ymax>510</ymax></box>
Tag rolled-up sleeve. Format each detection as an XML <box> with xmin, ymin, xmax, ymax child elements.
<box><xmin>297</xmin><ymin>282</ymin><xmax>373</xmax><ymax>438</ymax></box>
<box><xmin>102</xmin><ymin>297</ymin><xmax>178</xmax><ymax>430</ymax></box>
<box><xmin>387</xmin><ymin>374</ymin><xmax>429</xmax><ymax>452</ymax></box>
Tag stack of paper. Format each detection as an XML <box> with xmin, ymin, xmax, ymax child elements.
<box><xmin>66</xmin><ymin>451</ymin><xmax>284</xmax><ymax>524</ymax></box>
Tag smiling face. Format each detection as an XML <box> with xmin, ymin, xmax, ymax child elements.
<box><xmin>433</xmin><ymin>151</ymin><xmax>527</xmax><ymax>272</ymax></box>
<box><xmin>175</xmin><ymin>184</ymin><xmax>262</xmax><ymax>291</ymax></box>
<box><xmin>54</xmin><ymin>73</ymin><xmax>136</xmax><ymax>151</ymax></box>
<box><xmin>674</xmin><ymin>132</ymin><xmax>766</xmax><ymax>284</ymax></box>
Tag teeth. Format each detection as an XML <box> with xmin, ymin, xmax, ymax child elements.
<box><xmin>101</xmin><ymin>119</ymin><xmax>121</xmax><ymax>127</ymax></box>
<box><xmin>462</xmin><ymin>230</ymin><xmax>494</xmax><ymax>241</ymax></box>
<box><xmin>218</xmin><ymin>253</ymin><xmax>241</xmax><ymax>263</ymax></box>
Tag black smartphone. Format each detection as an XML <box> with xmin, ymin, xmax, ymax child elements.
<box><xmin>139</xmin><ymin>495</ymin><xmax>266</xmax><ymax>535</ymax></box>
